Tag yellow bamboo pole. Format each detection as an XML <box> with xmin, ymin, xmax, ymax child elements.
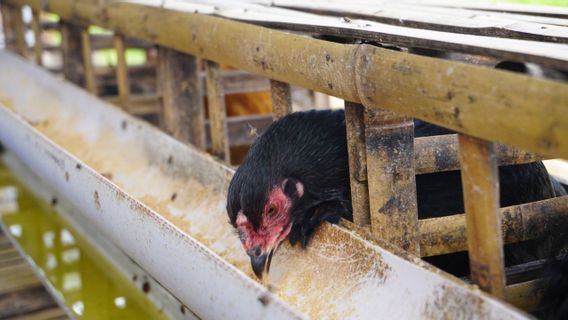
<box><xmin>458</xmin><ymin>134</ymin><xmax>506</xmax><ymax>298</ymax></box>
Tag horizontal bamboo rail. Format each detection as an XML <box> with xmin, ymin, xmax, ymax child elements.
<box><xmin>5</xmin><ymin>0</ymin><xmax>568</xmax><ymax>159</ymax></box>
<box><xmin>420</xmin><ymin>195</ymin><xmax>568</xmax><ymax>257</ymax></box>
<box><xmin>414</xmin><ymin>134</ymin><xmax>542</xmax><ymax>174</ymax></box>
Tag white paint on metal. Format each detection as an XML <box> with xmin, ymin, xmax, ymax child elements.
<box><xmin>0</xmin><ymin>51</ymin><xmax>530</xmax><ymax>319</ymax></box>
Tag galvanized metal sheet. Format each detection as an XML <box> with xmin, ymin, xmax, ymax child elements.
<box><xmin>0</xmin><ymin>51</ymin><xmax>529</xmax><ymax>319</ymax></box>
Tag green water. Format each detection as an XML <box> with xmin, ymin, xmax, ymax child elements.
<box><xmin>0</xmin><ymin>163</ymin><xmax>167</xmax><ymax>320</ymax></box>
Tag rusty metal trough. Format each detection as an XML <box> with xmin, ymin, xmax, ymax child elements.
<box><xmin>0</xmin><ymin>51</ymin><xmax>531</xmax><ymax>318</ymax></box>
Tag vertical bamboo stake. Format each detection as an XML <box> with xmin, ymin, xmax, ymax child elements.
<box><xmin>11</xmin><ymin>5</ymin><xmax>26</xmax><ymax>56</ymax></box>
<box><xmin>113</xmin><ymin>34</ymin><xmax>130</xmax><ymax>110</ymax></box>
<box><xmin>344</xmin><ymin>102</ymin><xmax>370</xmax><ymax>226</ymax></box>
<box><xmin>366</xmin><ymin>109</ymin><xmax>419</xmax><ymax>255</ymax></box>
<box><xmin>30</xmin><ymin>8</ymin><xmax>42</xmax><ymax>65</ymax></box>
<box><xmin>458</xmin><ymin>134</ymin><xmax>506</xmax><ymax>298</ymax></box>
<box><xmin>60</xmin><ymin>21</ymin><xmax>84</xmax><ymax>85</ymax></box>
<box><xmin>270</xmin><ymin>80</ymin><xmax>292</xmax><ymax>120</ymax></box>
<box><xmin>0</xmin><ymin>3</ymin><xmax>13</xmax><ymax>51</ymax></box>
<box><xmin>158</xmin><ymin>46</ymin><xmax>206</xmax><ymax>150</ymax></box>
<box><xmin>205</xmin><ymin>60</ymin><xmax>230</xmax><ymax>161</ymax></box>
<box><xmin>81</xmin><ymin>29</ymin><xmax>97</xmax><ymax>95</ymax></box>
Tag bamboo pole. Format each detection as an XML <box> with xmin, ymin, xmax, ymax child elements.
<box><xmin>270</xmin><ymin>80</ymin><xmax>292</xmax><ymax>120</ymax></box>
<box><xmin>366</xmin><ymin>109</ymin><xmax>419</xmax><ymax>254</ymax></box>
<box><xmin>113</xmin><ymin>34</ymin><xmax>130</xmax><ymax>110</ymax></box>
<box><xmin>30</xmin><ymin>8</ymin><xmax>42</xmax><ymax>65</ymax></box>
<box><xmin>205</xmin><ymin>60</ymin><xmax>230</xmax><ymax>162</ymax></box>
<box><xmin>458</xmin><ymin>134</ymin><xmax>506</xmax><ymax>298</ymax></box>
<box><xmin>81</xmin><ymin>29</ymin><xmax>97</xmax><ymax>95</ymax></box>
<box><xmin>10</xmin><ymin>5</ymin><xmax>26</xmax><ymax>56</ymax></box>
<box><xmin>344</xmin><ymin>102</ymin><xmax>370</xmax><ymax>226</ymax></box>
<box><xmin>419</xmin><ymin>195</ymin><xmax>568</xmax><ymax>257</ymax></box>
<box><xmin>158</xmin><ymin>47</ymin><xmax>206</xmax><ymax>150</ymax></box>
<box><xmin>60</xmin><ymin>21</ymin><xmax>84</xmax><ymax>85</ymax></box>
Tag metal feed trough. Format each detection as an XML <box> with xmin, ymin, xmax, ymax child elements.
<box><xmin>1</xmin><ymin>0</ymin><xmax>567</xmax><ymax>319</ymax></box>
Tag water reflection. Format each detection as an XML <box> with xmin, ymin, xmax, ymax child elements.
<box><xmin>0</xmin><ymin>163</ymin><xmax>166</xmax><ymax>320</ymax></box>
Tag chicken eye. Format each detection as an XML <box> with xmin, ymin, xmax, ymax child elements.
<box><xmin>267</xmin><ymin>205</ymin><xmax>276</xmax><ymax>216</ymax></box>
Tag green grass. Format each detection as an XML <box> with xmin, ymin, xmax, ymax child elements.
<box><xmin>503</xmin><ymin>0</ymin><xmax>568</xmax><ymax>6</ymax></box>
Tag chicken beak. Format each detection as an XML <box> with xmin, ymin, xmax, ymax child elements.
<box><xmin>250</xmin><ymin>253</ymin><xmax>268</xmax><ymax>279</ymax></box>
<box><xmin>250</xmin><ymin>249</ymin><xmax>275</xmax><ymax>280</ymax></box>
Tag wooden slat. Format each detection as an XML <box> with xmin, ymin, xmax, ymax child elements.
<box><xmin>10</xmin><ymin>4</ymin><xmax>26</xmax><ymax>56</ymax></box>
<box><xmin>205</xmin><ymin>60</ymin><xmax>230</xmax><ymax>161</ymax></box>
<box><xmin>30</xmin><ymin>9</ymin><xmax>43</xmax><ymax>65</ymax></box>
<box><xmin>414</xmin><ymin>134</ymin><xmax>542</xmax><ymax>174</ymax></box>
<box><xmin>419</xmin><ymin>196</ymin><xmax>568</xmax><ymax>257</ymax></box>
<box><xmin>60</xmin><ymin>21</ymin><xmax>84</xmax><ymax>85</ymax></box>
<box><xmin>203</xmin><ymin>1</ymin><xmax>568</xmax><ymax>69</ymax></box>
<box><xmin>270</xmin><ymin>79</ymin><xmax>292</xmax><ymax>120</ymax></box>
<box><xmin>0</xmin><ymin>3</ymin><xmax>15</xmax><ymax>52</ymax></box>
<box><xmin>366</xmin><ymin>109</ymin><xmax>419</xmax><ymax>254</ymax></box>
<box><xmin>411</xmin><ymin>0</ymin><xmax>568</xmax><ymax>19</ymax></box>
<box><xmin>0</xmin><ymin>285</ymin><xmax>59</xmax><ymax>318</ymax></box>
<box><xmin>23</xmin><ymin>307</ymin><xmax>69</xmax><ymax>320</ymax></box>
<box><xmin>113</xmin><ymin>34</ymin><xmax>130</xmax><ymax>110</ymax></box>
<box><xmin>81</xmin><ymin>29</ymin><xmax>97</xmax><ymax>95</ymax></box>
<box><xmin>344</xmin><ymin>102</ymin><xmax>370</xmax><ymax>226</ymax></box>
<box><xmin>506</xmin><ymin>279</ymin><xmax>547</xmax><ymax>312</ymax></box>
<box><xmin>262</xmin><ymin>0</ymin><xmax>568</xmax><ymax>43</ymax></box>
<box><xmin>458</xmin><ymin>134</ymin><xmax>505</xmax><ymax>298</ymax></box>
<box><xmin>158</xmin><ymin>46</ymin><xmax>206</xmax><ymax>149</ymax></box>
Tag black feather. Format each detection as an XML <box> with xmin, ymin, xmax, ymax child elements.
<box><xmin>227</xmin><ymin>110</ymin><xmax>560</xmax><ymax>255</ymax></box>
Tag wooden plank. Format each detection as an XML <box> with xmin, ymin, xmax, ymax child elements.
<box><xmin>411</xmin><ymin>0</ymin><xmax>568</xmax><ymax>19</ymax></box>
<box><xmin>22</xmin><ymin>307</ymin><xmax>69</xmax><ymax>320</ymax></box>
<box><xmin>366</xmin><ymin>108</ymin><xmax>419</xmax><ymax>254</ymax></box>
<box><xmin>10</xmin><ymin>4</ymin><xmax>26</xmax><ymax>56</ymax></box>
<box><xmin>0</xmin><ymin>285</ymin><xmax>59</xmax><ymax>319</ymax></box>
<box><xmin>205</xmin><ymin>60</ymin><xmax>230</xmax><ymax>161</ymax></box>
<box><xmin>262</xmin><ymin>0</ymin><xmax>568</xmax><ymax>43</ymax></box>
<box><xmin>113</xmin><ymin>34</ymin><xmax>130</xmax><ymax>110</ymax></box>
<box><xmin>270</xmin><ymin>79</ymin><xmax>292</xmax><ymax>120</ymax></box>
<box><xmin>9</xmin><ymin>0</ymin><xmax>568</xmax><ymax>159</ymax></box>
<box><xmin>30</xmin><ymin>9</ymin><xmax>43</xmax><ymax>65</ymax></box>
<box><xmin>158</xmin><ymin>46</ymin><xmax>206</xmax><ymax>149</ymax></box>
<box><xmin>60</xmin><ymin>21</ymin><xmax>84</xmax><ymax>85</ymax></box>
<box><xmin>202</xmin><ymin>1</ymin><xmax>568</xmax><ymax>69</ymax></box>
<box><xmin>81</xmin><ymin>29</ymin><xmax>97</xmax><ymax>95</ymax></box>
<box><xmin>344</xmin><ymin>102</ymin><xmax>370</xmax><ymax>226</ymax></box>
<box><xmin>458</xmin><ymin>134</ymin><xmax>505</xmax><ymax>298</ymax></box>
<box><xmin>419</xmin><ymin>196</ymin><xmax>568</xmax><ymax>257</ymax></box>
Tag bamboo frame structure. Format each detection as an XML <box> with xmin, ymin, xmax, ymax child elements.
<box><xmin>205</xmin><ymin>60</ymin><xmax>230</xmax><ymax>162</ymax></box>
<box><xmin>30</xmin><ymin>8</ymin><xmax>42</xmax><ymax>65</ymax></box>
<box><xmin>157</xmin><ymin>46</ymin><xmax>206</xmax><ymax>149</ymax></box>
<box><xmin>366</xmin><ymin>109</ymin><xmax>419</xmax><ymax>255</ymax></box>
<box><xmin>458</xmin><ymin>135</ymin><xmax>506</xmax><ymax>298</ymax></box>
<box><xmin>1</xmin><ymin>0</ymin><xmax>566</xmax><ymax>310</ymax></box>
<box><xmin>81</xmin><ymin>28</ymin><xmax>97</xmax><ymax>95</ymax></box>
<box><xmin>113</xmin><ymin>33</ymin><xmax>130</xmax><ymax>110</ymax></box>
<box><xmin>270</xmin><ymin>79</ymin><xmax>292</xmax><ymax>120</ymax></box>
<box><xmin>344</xmin><ymin>102</ymin><xmax>370</xmax><ymax>227</ymax></box>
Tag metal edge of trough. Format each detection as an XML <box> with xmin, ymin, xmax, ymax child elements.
<box><xmin>0</xmin><ymin>51</ymin><xmax>531</xmax><ymax>319</ymax></box>
<box><xmin>0</xmin><ymin>152</ymin><xmax>200</xmax><ymax>320</ymax></box>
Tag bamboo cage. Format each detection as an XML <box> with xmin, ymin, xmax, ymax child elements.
<box><xmin>1</xmin><ymin>0</ymin><xmax>567</xmax><ymax>318</ymax></box>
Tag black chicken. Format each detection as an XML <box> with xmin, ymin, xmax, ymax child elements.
<box><xmin>226</xmin><ymin>109</ymin><xmax>565</xmax><ymax>279</ymax></box>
